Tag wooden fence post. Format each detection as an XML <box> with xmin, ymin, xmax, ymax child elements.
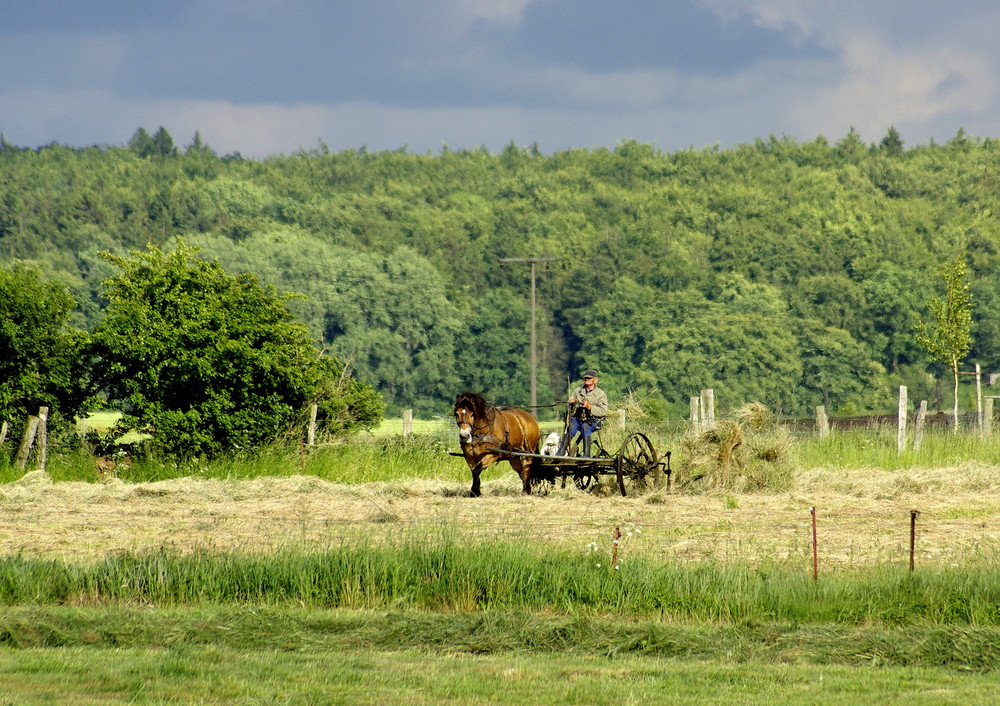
<box><xmin>810</xmin><ymin>507</ymin><xmax>818</xmax><ymax>581</ymax></box>
<box><xmin>985</xmin><ymin>397</ymin><xmax>995</xmax><ymax>437</ymax></box>
<box><xmin>14</xmin><ymin>416</ymin><xmax>39</xmax><ymax>471</ymax></box>
<box><xmin>897</xmin><ymin>386</ymin><xmax>907</xmax><ymax>454</ymax></box>
<box><xmin>976</xmin><ymin>363</ymin><xmax>983</xmax><ymax>432</ymax></box>
<box><xmin>0</xmin><ymin>420</ymin><xmax>7</xmax><ymax>447</ymax></box>
<box><xmin>402</xmin><ymin>409</ymin><xmax>413</xmax><ymax>438</ymax></box>
<box><xmin>689</xmin><ymin>397</ymin><xmax>700</xmax><ymax>434</ymax></box>
<box><xmin>307</xmin><ymin>404</ymin><xmax>318</xmax><ymax>447</ymax></box>
<box><xmin>816</xmin><ymin>405</ymin><xmax>829</xmax><ymax>438</ymax></box>
<box><xmin>36</xmin><ymin>407</ymin><xmax>49</xmax><ymax>472</ymax></box>
<box><xmin>913</xmin><ymin>400</ymin><xmax>928</xmax><ymax>452</ymax></box>
<box><xmin>700</xmin><ymin>389</ymin><xmax>715</xmax><ymax>431</ymax></box>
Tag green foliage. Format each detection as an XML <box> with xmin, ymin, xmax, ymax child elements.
<box><xmin>89</xmin><ymin>239</ymin><xmax>380</xmax><ymax>459</ymax></box>
<box><xmin>453</xmin><ymin>287</ymin><xmax>554</xmax><ymax>405</ymax></box>
<box><xmin>915</xmin><ymin>255</ymin><xmax>973</xmax><ymax>367</ymax></box>
<box><xmin>635</xmin><ymin>280</ymin><xmax>803</xmax><ymax>414</ymax></box>
<box><xmin>795</xmin><ymin>319</ymin><xmax>886</xmax><ymax>411</ymax></box>
<box><xmin>879</xmin><ymin>125</ymin><xmax>905</xmax><ymax>156</ymax></box>
<box><xmin>304</xmin><ymin>353</ymin><xmax>384</xmax><ymax>438</ymax></box>
<box><xmin>0</xmin><ymin>263</ymin><xmax>95</xmax><ymax>431</ymax></box>
<box><xmin>4</xmin><ymin>132</ymin><xmax>1000</xmax><ymax>416</ymax></box>
<box><xmin>128</xmin><ymin>126</ymin><xmax>178</xmax><ymax>158</ymax></box>
<box><xmin>316</xmin><ymin>246</ymin><xmax>464</xmax><ymax>415</ymax></box>
<box><xmin>915</xmin><ymin>255</ymin><xmax>973</xmax><ymax>429</ymax></box>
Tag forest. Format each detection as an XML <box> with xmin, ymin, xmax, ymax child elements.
<box><xmin>1</xmin><ymin>125</ymin><xmax>998</xmax><ymax>419</ymax></box>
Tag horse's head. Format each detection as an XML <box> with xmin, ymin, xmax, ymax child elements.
<box><xmin>454</xmin><ymin>392</ymin><xmax>484</xmax><ymax>444</ymax></box>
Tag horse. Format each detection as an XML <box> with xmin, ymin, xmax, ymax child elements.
<box><xmin>453</xmin><ymin>392</ymin><xmax>540</xmax><ymax>497</ymax></box>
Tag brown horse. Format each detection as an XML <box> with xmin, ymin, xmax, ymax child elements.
<box><xmin>453</xmin><ymin>392</ymin><xmax>540</xmax><ymax>497</ymax></box>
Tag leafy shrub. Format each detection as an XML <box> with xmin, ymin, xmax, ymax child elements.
<box><xmin>89</xmin><ymin>240</ymin><xmax>382</xmax><ymax>460</ymax></box>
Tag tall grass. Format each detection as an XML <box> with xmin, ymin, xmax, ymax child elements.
<box><xmin>5</xmin><ymin>413</ymin><xmax>1000</xmax><ymax>485</ymax></box>
<box><xmin>793</xmin><ymin>428</ymin><xmax>1000</xmax><ymax>470</ymax></box>
<box><xmin>5</xmin><ymin>609</ymin><xmax>1000</xmax><ymax>696</ymax></box>
<box><xmin>0</xmin><ymin>432</ymin><xmax>470</xmax><ymax>484</ymax></box>
<box><xmin>156</xmin><ymin>435</ymin><xmax>469</xmax><ymax>484</ymax></box>
<box><xmin>2</xmin><ymin>533</ymin><xmax>999</xmax><ymax>627</ymax></box>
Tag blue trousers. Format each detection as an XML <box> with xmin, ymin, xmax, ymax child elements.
<box><xmin>567</xmin><ymin>416</ymin><xmax>602</xmax><ymax>439</ymax></box>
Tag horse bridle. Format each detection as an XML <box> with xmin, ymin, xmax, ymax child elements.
<box><xmin>458</xmin><ymin>403</ymin><xmax>511</xmax><ymax>448</ymax></box>
<box><xmin>455</xmin><ymin>405</ymin><xmax>488</xmax><ymax>440</ymax></box>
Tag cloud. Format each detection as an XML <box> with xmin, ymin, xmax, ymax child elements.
<box><xmin>449</xmin><ymin>0</ymin><xmax>533</xmax><ymax>25</ymax></box>
<box><xmin>701</xmin><ymin>0</ymin><xmax>1000</xmax><ymax>142</ymax></box>
<box><xmin>2</xmin><ymin>0</ymin><xmax>1000</xmax><ymax>154</ymax></box>
<box><xmin>789</xmin><ymin>35</ymin><xmax>999</xmax><ymax>142</ymax></box>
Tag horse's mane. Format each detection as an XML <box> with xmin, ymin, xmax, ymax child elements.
<box><xmin>455</xmin><ymin>391</ymin><xmax>488</xmax><ymax>420</ymax></box>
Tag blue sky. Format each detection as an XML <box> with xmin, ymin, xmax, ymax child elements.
<box><xmin>2</xmin><ymin>0</ymin><xmax>998</xmax><ymax>156</ymax></box>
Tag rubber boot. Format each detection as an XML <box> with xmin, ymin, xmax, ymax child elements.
<box><xmin>557</xmin><ymin>434</ymin><xmax>570</xmax><ymax>456</ymax></box>
<box><xmin>582</xmin><ymin>436</ymin><xmax>592</xmax><ymax>458</ymax></box>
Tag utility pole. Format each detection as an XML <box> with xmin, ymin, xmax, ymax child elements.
<box><xmin>499</xmin><ymin>256</ymin><xmax>559</xmax><ymax>417</ymax></box>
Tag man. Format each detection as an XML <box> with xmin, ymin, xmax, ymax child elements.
<box><xmin>557</xmin><ymin>369</ymin><xmax>608</xmax><ymax>457</ymax></box>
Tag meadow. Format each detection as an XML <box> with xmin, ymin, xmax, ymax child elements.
<box><xmin>2</xmin><ymin>420</ymin><xmax>1000</xmax><ymax>703</ymax></box>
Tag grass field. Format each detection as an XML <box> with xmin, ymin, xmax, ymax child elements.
<box><xmin>4</xmin><ymin>418</ymin><xmax>1000</xmax><ymax>703</ymax></box>
<box><xmin>3</xmin><ymin>608</ymin><xmax>999</xmax><ymax>704</ymax></box>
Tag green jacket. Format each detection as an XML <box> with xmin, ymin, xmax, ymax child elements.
<box><xmin>570</xmin><ymin>385</ymin><xmax>608</xmax><ymax>419</ymax></box>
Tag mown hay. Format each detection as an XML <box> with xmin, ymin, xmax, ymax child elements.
<box><xmin>677</xmin><ymin>403</ymin><xmax>793</xmax><ymax>492</ymax></box>
<box><xmin>3</xmin><ymin>464</ymin><xmax>1000</xmax><ymax>568</ymax></box>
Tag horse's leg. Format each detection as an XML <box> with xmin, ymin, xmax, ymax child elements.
<box><xmin>470</xmin><ymin>461</ymin><xmax>483</xmax><ymax>497</ymax></box>
<box><xmin>512</xmin><ymin>458</ymin><xmax>532</xmax><ymax>495</ymax></box>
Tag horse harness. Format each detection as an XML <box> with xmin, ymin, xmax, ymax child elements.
<box><xmin>458</xmin><ymin>406</ymin><xmax>528</xmax><ymax>453</ymax></box>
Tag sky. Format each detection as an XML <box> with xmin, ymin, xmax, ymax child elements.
<box><xmin>3</xmin><ymin>0</ymin><xmax>999</xmax><ymax>158</ymax></box>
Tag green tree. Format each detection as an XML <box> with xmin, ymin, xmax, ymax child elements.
<box><xmin>151</xmin><ymin>127</ymin><xmax>178</xmax><ymax>157</ymax></box>
<box><xmin>320</xmin><ymin>247</ymin><xmax>462</xmax><ymax>415</ymax></box>
<box><xmin>185</xmin><ymin>131</ymin><xmax>216</xmax><ymax>157</ymax></box>
<box><xmin>879</xmin><ymin>126</ymin><xmax>905</xmax><ymax>156</ymax></box>
<box><xmin>127</xmin><ymin>127</ymin><xmax>155</xmax><ymax>158</ymax></box>
<box><xmin>795</xmin><ymin>320</ymin><xmax>886</xmax><ymax>412</ymax></box>
<box><xmin>89</xmin><ymin>239</ymin><xmax>380</xmax><ymax>458</ymax></box>
<box><xmin>970</xmin><ymin>274</ymin><xmax>1000</xmax><ymax>371</ymax></box>
<box><xmin>303</xmin><ymin>353</ymin><xmax>384</xmax><ymax>439</ymax></box>
<box><xmin>452</xmin><ymin>288</ymin><xmax>548</xmax><ymax>406</ymax></box>
<box><xmin>835</xmin><ymin>127</ymin><xmax>869</xmax><ymax>162</ymax></box>
<box><xmin>858</xmin><ymin>263</ymin><xmax>933</xmax><ymax>371</ymax></box>
<box><xmin>915</xmin><ymin>255</ymin><xmax>973</xmax><ymax>432</ymax></box>
<box><xmin>0</xmin><ymin>264</ymin><xmax>95</xmax><ymax>438</ymax></box>
<box><xmin>191</xmin><ymin>233</ymin><xmax>462</xmax><ymax>415</ymax></box>
<box><xmin>573</xmin><ymin>278</ymin><xmax>693</xmax><ymax>399</ymax></box>
<box><xmin>646</xmin><ymin>305</ymin><xmax>803</xmax><ymax>414</ymax></box>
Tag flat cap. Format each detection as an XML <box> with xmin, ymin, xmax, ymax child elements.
<box><xmin>582</xmin><ymin>369</ymin><xmax>599</xmax><ymax>378</ymax></box>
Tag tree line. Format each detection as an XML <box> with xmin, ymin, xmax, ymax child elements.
<box><xmin>1</xmin><ymin>126</ymin><xmax>998</xmax><ymax>426</ymax></box>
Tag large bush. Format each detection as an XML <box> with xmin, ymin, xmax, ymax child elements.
<box><xmin>0</xmin><ymin>264</ymin><xmax>95</xmax><ymax>436</ymax></box>
<box><xmin>89</xmin><ymin>240</ymin><xmax>381</xmax><ymax>459</ymax></box>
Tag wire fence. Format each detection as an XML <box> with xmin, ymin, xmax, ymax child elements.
<box><xmin>377</xmin><ymin>407</ymin><xmax>998</xmax><ymax>437</ymax></box>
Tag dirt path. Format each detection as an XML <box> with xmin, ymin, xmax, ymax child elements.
<box><xmin>3</xmin><ymin>464</ymin><xmax>1000</xmax><ymax>567</ymax></box>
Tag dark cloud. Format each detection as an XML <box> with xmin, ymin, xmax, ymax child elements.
<box><xmin>485</xmin><ymin>0</ymin><xmax>832</xmax><ymax>74</ymax></box>
<box><xmin>8</xmin><ymin>0</ymin><xmax>830</xmax><ymax>109</ymax></box>
<box><xmin>113</xmin><ymin>1</ymin><xmax>475</xmax><ymax>105</ymax></box>
<box><xmin>2</xmin><ymin>0</ymin><xmax>999</xmax><ymax>155</ymax></box>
